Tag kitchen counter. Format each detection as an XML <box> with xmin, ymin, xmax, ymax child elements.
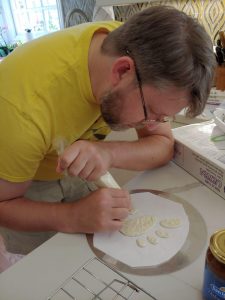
<box><xmin>0</xmin><ymin>161</ymin><xmax>225</xmax><ymax>300</ymax></box>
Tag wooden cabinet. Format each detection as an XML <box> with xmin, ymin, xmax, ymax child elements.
<box><xmin>215</xmin><ymin>66</ymin><xmax>225</xmax><ymax>91</ymax></box>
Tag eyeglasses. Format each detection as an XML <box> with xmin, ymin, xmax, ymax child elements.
<box><xmin>125</xmin><ymin>49</ymin><xmax>174</xmax><ymax>125</ymax></box>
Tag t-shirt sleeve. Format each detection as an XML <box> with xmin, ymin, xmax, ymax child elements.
<box><xmin>79</xmin><ymin>116</ymin><xmax>111</xmax><ymax>141</ymax></box>
<box><xmin>0</xmin><ymin>99</ymin><xmax>46</xmax><ymax>182</ymax></box>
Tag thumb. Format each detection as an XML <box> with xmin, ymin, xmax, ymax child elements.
<box><xmin>56</xmin><ymin>157</ymin><xmax>65</xmax><ymax>173</ymax></box>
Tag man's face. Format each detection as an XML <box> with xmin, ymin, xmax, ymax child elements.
<box><xmin>100</xmin><ymin>88</ymin><xmax>132</xmax><ymax>131</ymax></box>
<box><xmin>100</xmin><ymin>83</ymin><xmax>189</xmax><ymax>131</ymax></box>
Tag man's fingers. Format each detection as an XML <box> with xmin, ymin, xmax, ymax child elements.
<box><xmin>112</xmin><ymin>189</ymin><xmax>131</xmax><ymax>209</ymax></box>
<box><xmin>57</xmin><ymin>146</ymin><xmax>80</xmax><ymax>171</ymax></box>
<box><xmin>107</xmin><ymin>219</ymin><xmax>123</xmax><ymax>231</ymax></box>
<box><xmin>78</xmin><ymin>162</ymin><xmax>99</xmax><ymax>181</ymax></box>
<box><xmin>68</xmin><ymin>160</ymin><xmax>87</xmax><ymax>177</ymax></box>
<box><xmin>110</xmin><ymin>194</ymin><xmax>131</xmax><ymax>209</ymax></box>
<box><xmin>111</xmin><ymin>208</ymin><xmax>129</xmax><ymax>221</ymax></box>
<box><xmin>109</xmin><ymin>188</ymin><xmax>129</xmax><ymax>197</ymax></box>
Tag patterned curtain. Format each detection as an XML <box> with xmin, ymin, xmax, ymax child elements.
<box><xmin>59</xmin><ymin>0</ymin><xmax>96</xmax><ymax>26</ymax></box>
<box><xmin>59</xmin><ymin>0</ymin><xmax>225</xmax><ymax>43</ymax></box>
<box><xmin>114</xmin><ymin>0</ymin><xmax>225</xmax><ymax>44</ymax></box>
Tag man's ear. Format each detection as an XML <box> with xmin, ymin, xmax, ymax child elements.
<box><xmin>110</xmin><ymin>56</ymin><xmax>135</xmax><ymax>87</ymax></box>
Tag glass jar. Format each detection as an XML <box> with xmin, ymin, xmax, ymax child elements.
<box><xmin>203</xmin><ymin>229</ymin><xmax>225</xmax><ymax>300</ymax></box>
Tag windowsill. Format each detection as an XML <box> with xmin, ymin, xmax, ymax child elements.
<box><xmin>15</xmin><ymin>31</ymin><xmax>57</xmax><ymax>44</ymax></box>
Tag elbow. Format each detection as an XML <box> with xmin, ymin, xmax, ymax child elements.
<box><xmin>167</xmin><ymin>136</ymin><xmax>175</xmax><ymax>161</ymax></box>
<box><xmin>151</xmin><ymin>135</ymin><xmax>175</xmax><ymax>169</ymax></box>
<box><xmin>161</xmin><ymin>135</ymin><xmax>175</xmax><ymax>164</ymax></box>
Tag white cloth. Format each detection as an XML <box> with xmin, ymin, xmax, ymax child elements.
<box><xmin>0</xmin><ymin>235</ymin><xmax>24</xmax><ymax>273</ymax></box>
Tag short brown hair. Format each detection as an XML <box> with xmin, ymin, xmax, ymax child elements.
<box><xmin>102</xmin><ymin>6</ymin><xmax>216</xmax><ymax>117</ymax></box>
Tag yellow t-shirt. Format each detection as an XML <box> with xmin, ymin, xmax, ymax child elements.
<box><xmin>0</xmin><ymin>21</ymin><xmax>121</xmax><ymax>182</ymax></box>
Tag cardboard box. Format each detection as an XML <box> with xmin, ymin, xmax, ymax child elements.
<box><xmin>173</xmin><ymin>121</ymin><xmax>225</xmax><ymax>199</ymax></box>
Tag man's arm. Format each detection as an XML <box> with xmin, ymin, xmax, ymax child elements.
<box><xmin>57</xmin><ymin>122</ymin><xmax>174</xmax><ymax>180</ymax></box>
<box><xmin>0</xmin><ymin>178</ymin><xmax>64</xmax><ymax>231</ymax></box>
<box><xmin>0</xmin><ymin>179</ymin><xmax>130</xmax><ymax>233</ymax></box>
<box><xmin>106</xmin><ymin>122</ymin><xmax>174</xmax><ymax>170</ymax></box>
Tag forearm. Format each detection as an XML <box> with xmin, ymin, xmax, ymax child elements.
<box><xmin>56</xmin><ymin>124</ymin><xmax>174</xmax><ymax>180</ymax></box>
<box><xmin>0</xmin><ymin>188</ymin><xmax>131</xmax><ymax>234</ymax></box>
<box><xmin>0</xmin><ymin>197</ymin><xmax>72</xmax><ymax>232</ymax></box>
<box><xmin>103</xmin><ymin>135</ymin><xmax>174</xmax><ymax>170</ymax></box>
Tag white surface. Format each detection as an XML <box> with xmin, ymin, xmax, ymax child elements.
<box><xmin>0</xmin><ymin>162</ymin><xmax>225</xmax><ymax>300</ymax></box>
<box><xmin>213</xmin><ymin>108</ymin><xmax>225</xmax><ymax>132</ymax></box>
<box><xmin>106</xmin><ymin>128</ymin><xmax>140</xmax><ymax>186</ymax></box>
<box><xmin>173</xmin><ymin>88</ymin><xmax>225</xmax><ymax>126</ymax></box>
<box><xmin>174</xmin><ymin>107</ymin><xmax>213</xmax><ymax>125</ymax></box>
<box><xmin>94</xmin><ymin>192</ymin><xmax>189</xmax><ymax>267</ymax></box>
<box><xmin>173</xmin><ymin>121</ymin><xmax>225</xmax><ymax>155</ymax></box>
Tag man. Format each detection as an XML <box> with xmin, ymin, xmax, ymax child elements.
<box><xmin>0</xmin><ymin>6</ymin><xmax>215</xmax><ymax>258</ymax></box>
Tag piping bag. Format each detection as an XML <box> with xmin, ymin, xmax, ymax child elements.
<box><xmin>54</xmin><ymin>138</ymin><xmax>133</xmax><ymax>266</ymax></box>
<box><xmin>94</xmin><ymin>172</ymin><xmax>120</xmax><ymax>189</ymax></box>
<box><xmin>53</xmin><ymin>137</ymin><xmax>120</xmax><ymax>189</ymax></box>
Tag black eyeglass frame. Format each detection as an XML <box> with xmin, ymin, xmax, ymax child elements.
<box><xmin>125</xmin><ymin>48</ymin><xmax>173</xmax><ymax>125</ymax></box>
<box><xmin>125</xmin><ymin>49</ymin><xmax>148</xmax><ymax>122</ymax></box>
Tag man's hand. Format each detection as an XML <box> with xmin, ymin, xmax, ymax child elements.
<box><xmin>63</xmin><ymin>188</ymin><xmax>131</xmax><ymax>233</ymax></box>
<box><xmin>56</xmin><ymin>140</ymin><xmax>112</xmax><ymax>181</ymax></box>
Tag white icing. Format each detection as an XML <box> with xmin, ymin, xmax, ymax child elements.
<box><xmin>160</xmin><ymin>218</ymin><xmax>181</xmax><ymax>228</ymax></box>
<box><xmin>155</xmin><ymin>229</ymin><xmax>169</xmax><ymax>238</ymax></box>
<box><xmin>147</xmin><ymin>235</ymin><xmax>158</xmax><ymax>245</ymax></box>
<box><xmin>120</xmin><ymin>215</ymin><xmax>157</xmax><ymax>237</ymax></box>
<box><xmin>129</xmin><ymin>208</ymin><xmax>138</xmax><ymax>215</ymax></box>
<box><xmin>136</xmin><ymin>238</ymin><xmax>147</xmax><ymax>248</ymax></box>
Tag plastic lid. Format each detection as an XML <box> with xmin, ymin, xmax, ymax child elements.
<box><xmin>210</xmin><ymin>229</ymin><xmax>225</xmax><ymax>264</ymax></box>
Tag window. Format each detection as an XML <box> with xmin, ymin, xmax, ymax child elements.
<box><xmin>0</xmin><ymin>0</ymin><xmax>62</xmax><ymax>43</ymax></box>
<box><xmin>10</xmin><ymin>0</ymin><xmax>60</xmax><ymax>35</ymax></box>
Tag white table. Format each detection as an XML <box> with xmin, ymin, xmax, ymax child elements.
<box><xmin>0</xmin><ymin>161</ymin><xmax>225</xmax><ymax>300</ymax></box>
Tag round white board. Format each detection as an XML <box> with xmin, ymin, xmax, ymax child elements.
<box><xmin>94</xmin><ymin>192</ymin><xmax>189</xmax><ymax>268</ymax></box>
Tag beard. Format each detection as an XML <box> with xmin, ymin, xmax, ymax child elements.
<box><xmin>100</xmin><ymin>88</ymin><xmax>157</xmax><ymax>131</ymax></box>
<box><xmin>100</xmin><ymin>89</ymin><xmax>132</xmax><ymax>131</ymax></box>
